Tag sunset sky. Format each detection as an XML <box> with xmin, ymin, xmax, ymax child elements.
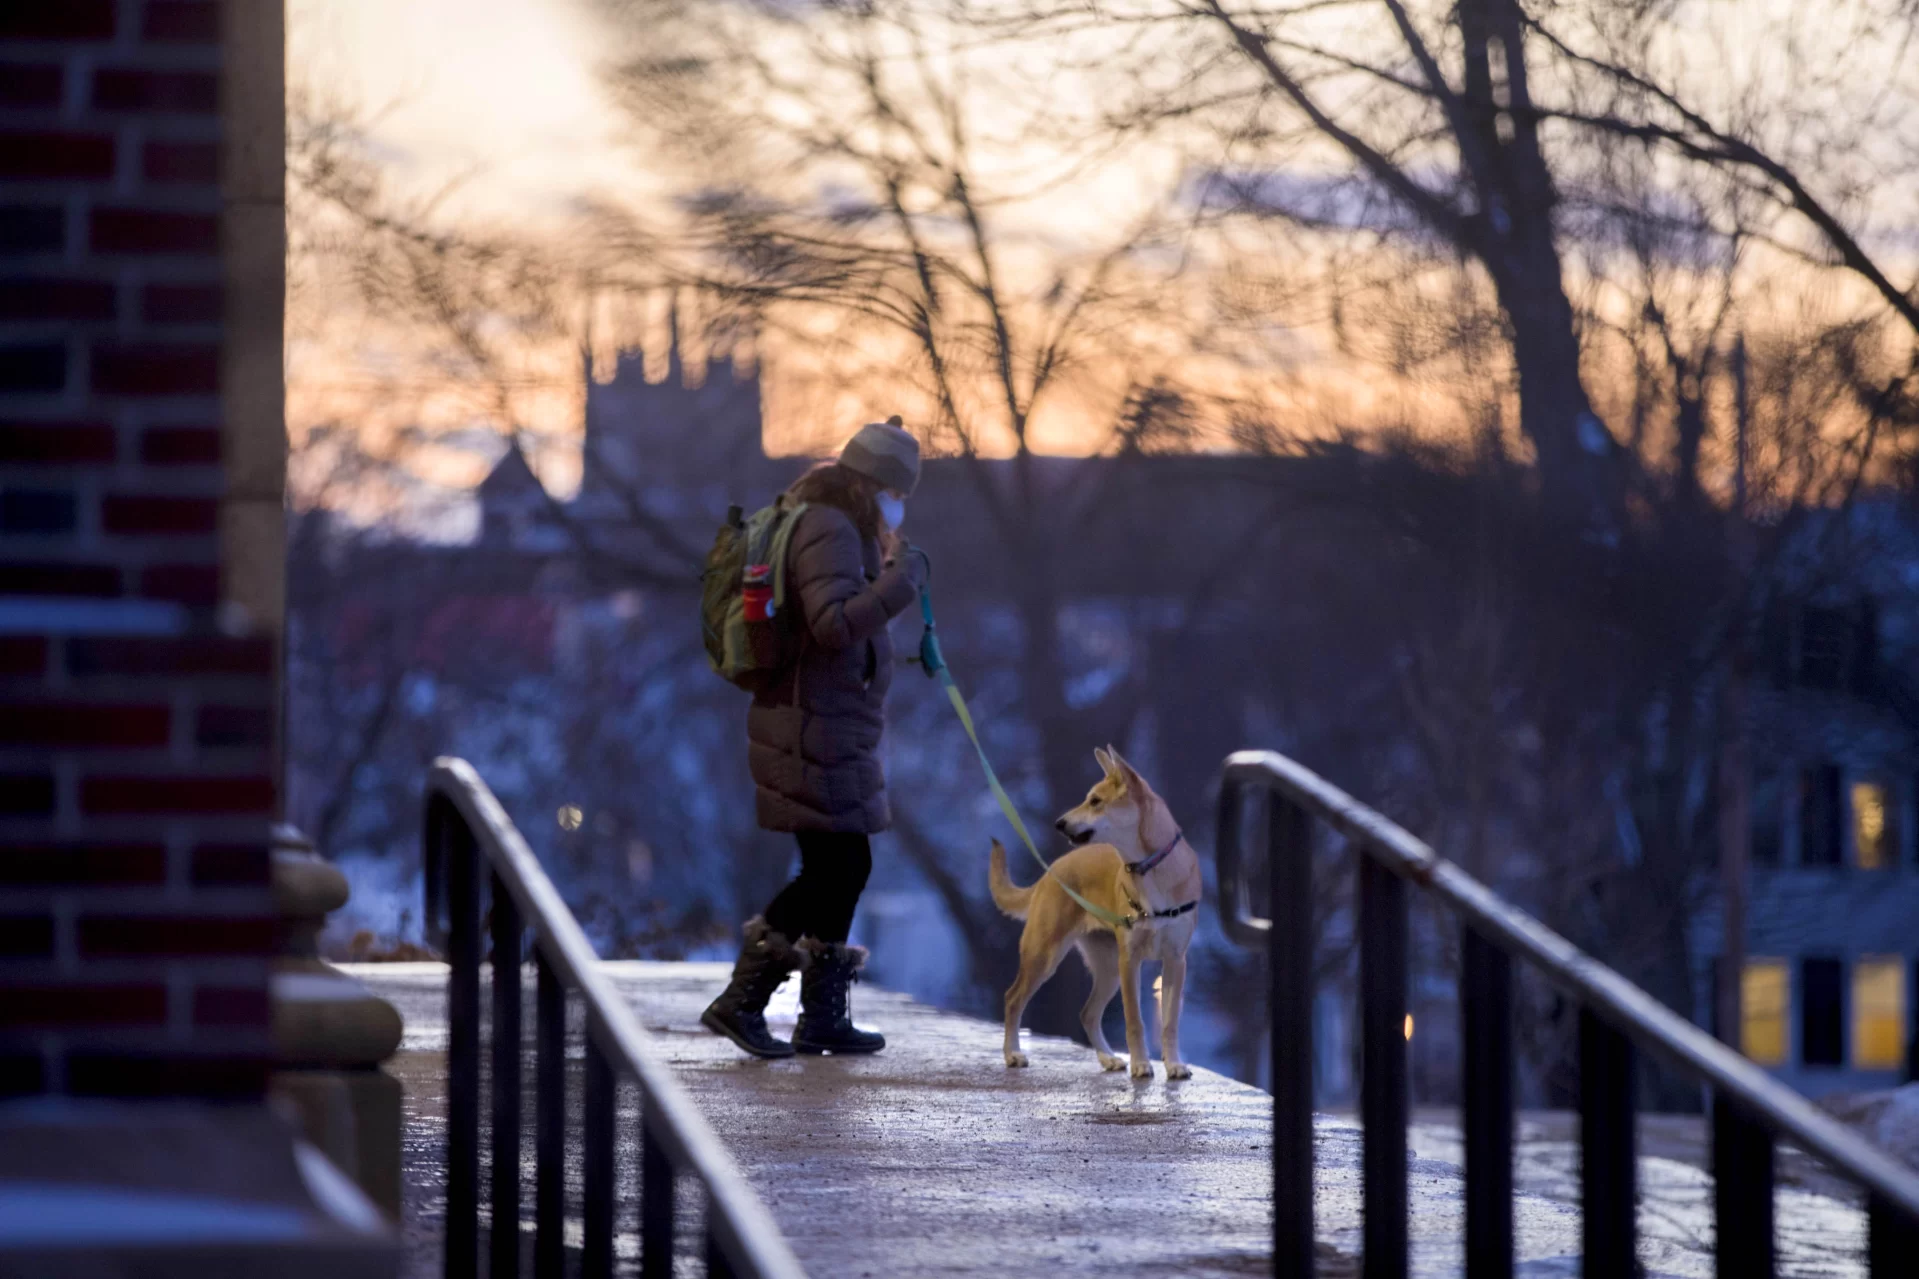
<box><xmin>286</xmin><ymin>0</ymin><xmax>1918</xmax><ymax>519</ymax></box>
<box><xmin>291</xmin><ymin>0</ymin><xmax>624</xmax><ymax>221</ymax></box>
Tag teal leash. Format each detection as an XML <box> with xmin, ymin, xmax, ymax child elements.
<box><xmin>905</xmin><ymin>583</ymin><xmax>1133</xmax><ymax>930</ymax></box>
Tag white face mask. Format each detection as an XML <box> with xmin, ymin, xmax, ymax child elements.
<box><xmin>877</xmin><ymin>492</ymin><xmax>905</xmax><ymax>531</ymax></box>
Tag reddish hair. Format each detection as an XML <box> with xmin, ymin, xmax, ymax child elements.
<box><xmin>786</xmin><ymin>461</ymin><xmax>898</xmax><ymax>552</ymax></box>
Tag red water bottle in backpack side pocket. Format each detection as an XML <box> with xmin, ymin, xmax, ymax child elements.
<box><xmin>742</xmin><ymin>564</ymin><xmax>774</xmax><ymax>622</ymax></box>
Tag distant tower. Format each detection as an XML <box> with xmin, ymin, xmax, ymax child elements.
<box><xmin>577</xmin><ymin>290</ymin><xmax>770</xmax><ymax>509</ymax></box>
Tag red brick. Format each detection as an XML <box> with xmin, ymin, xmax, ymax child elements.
<box><xmin>80</xmin><ymin>775</ymin><xmax>276</xmax><ymax>817</ymax></box>
<box><xmin>189</xmin><ymin>843</ymin><xmax>270</xmax><ymax>886</ymax></box>
<box><xmin>0</xmin><ymin>702</ymin><xmax>170</xmax><ymax>748</ymax></box>
<box><xmin>0</xmin><ymin>843</ymin><xmax>167</xmax><ymax>886</ymax></box>
<box><xmin>66</xmin><ymin>1052</ymin><xmax>270</xmax><ymax>1100</ymax></box>
<box><xmin>0</xmin><ymin>1055</ymin><xmax>45</xmax><ymax>1098</ymax></box>
<box><xmin>140</xmin><ymin>139</ymin><xmax>218</xmax><ymax>185</ymax></box>
<box><xmin>77</xmin><ymin>914</ymin><xmax>278</xmax><ymax>957</ymax></box>
<box><xmin>0</xmin><ymin>64</ymin><xmax>63</xmax><ymax>109</ymax></box>
<box><xmin>0</xmin><ymin>488</ymin><xmax>73</xmax><ymax>533</ymax></box>
<box><xmin>102</xmin><ymin>493</ymin><xmax>218</xmax><ymax>535</ymax></box>
<box><xmin>192</xmin><ymin>986</ymin><xmax>269</xmax><ymax>1027</ymax></box>
<box><xmin>0</xmin><ymin>984</ymin><xmax>168</xmax><ymax>1028</ymax></box>
<box><xmin>141</xmin><ymin>2</ymin><xmax>219</xmax><ymax>44</ymax></box>
<box><xmin>91</xmin><ymin>343</ymin><xmax>219</xmax><ymax>395</ymax></box>
<box><xmin>91</xmin><ymin>68</ymin><xmax>217</xmax><ymax>114</ymax></box>
<box><xmin>138</xmin><ymin>562</ymin><xmax>218</xmax><ymax>604</ymax></box>
<box><xmin>0</xmin><ymin>421</ymin><xmax>116</xmax><ymax>465</ymax></box>
<box><xmin>0</xmin><ymin>205</ymin><xmax>63</xmax><ymax>256</ymax></box>
<box><xmin>195</xmin><ymin>704</ymin><xmax>270</xmax><ymax>749</ymax></box>
<box><xmin>0</xmin><ymin>636</ymin><xmax>48</xmax><ymax>676</ymax></box>
<box><xmin>0</xmin><ymin>342</ymin><xmax>64</xmax><ymax>392</ymax></box>
<box><xmin>66</xmin><ymin>635</ymin><xmax>271</xmax><ymax>677</ymax></box>
<box><xmin>90</xmin><ymin>209</ymin><xmax>218</xmax><ymax>256</ymax></box>
<box><xmin>70</xmin><ymin>1054</ymin><xmax>270</xmax><ymax>1100</ymax></box>
<box><xmin>0</xmin><ymin>562</ymin><xmax>120</xmax><ymax>596</ymax></box>
<box><xmin>138</xmin><ymin>425</ymin><xmax>219</xmax><ymax>465</ymax></box>
<box><xmin>139</xmin><ymin>281</ymin><xmax>220</xmax><ymax>323</ymax></box>
<box><xmin>0</xmin><ymin>130</ymin><xmax>114</xmax><ymax>180</ymax></box>
<box><xmin>0</xmin><ymin>277</ymin><xmax>116</xmax><ymax>322</ymax></box>
<box><xmin>0</xmin><ymin>4</ymin><xmax>116</xmax><ymax>40</ymax></box>
<box><xmin>0</xmin><ymin>914</ymin><xmax>55</xmax><ymax>958</ymax></box>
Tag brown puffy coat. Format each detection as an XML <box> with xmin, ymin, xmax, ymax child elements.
<box><xmin>747</xmin><ymin>504</ymin><xmax>922</xmax><ymax>833</ymax></box>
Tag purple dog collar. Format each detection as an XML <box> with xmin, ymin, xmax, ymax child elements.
<box><xmin>1130</xmin><ymin>829</ymin><xmax>1183</xmax><ymax>876</ymax></box>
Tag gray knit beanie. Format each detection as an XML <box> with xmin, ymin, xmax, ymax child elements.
<box><xmin>837</xmin><ymin>415</ymin><xmax>921</xmax><ymax>495</ymax></box>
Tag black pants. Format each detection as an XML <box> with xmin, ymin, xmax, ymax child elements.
<box><xmin>761</xmin><ymin>831</ymin><xmax>872</xmax><ymax>945</ymax></box>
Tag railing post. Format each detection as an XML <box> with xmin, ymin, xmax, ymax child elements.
<box><xmin>444</xmin><ymin>806</ymin><xmax>481</xmax><ymax>1279</ymax></box>
<box><xmin>1869</xmin><ymin>1196</ymin><xmax>1919</xmax><ymax>1276</ymax></box>
<box><xmin>583</xmin><ymin>1029</ymin><xmax>617</xmax><ymax>1279</ymax></box>
<box><xmin>706</xmin><ymin>1212</ymin><xmax>738</xmax><ymax>1279</ymax></box>
<box><xmin>1269</xmin><ymin>795</ymin><xmax>1316</xmax><ymax>1279</ymax></box>
<box><xmin>1462</xmin><ymin>926</ymin><xmax>1513</xmax><ymax>1279</ymax></box>
<box><xmin>491</xmin><ymin>875</ymin><xmax>524</xmax><ymax>1279</ymax></box>
<box><xmin>640</xmin><ymin>1100</ymin><xmax>675</xmax><ymax>1279</ymax></box>
<box><xmin>1360</xmin><ymin>855</ymin><xmax>1408</xmax><ymax>1279</ymax></box>
<box><xmin>535</xmin><ymin>951</ymin><xmax>566</xmax><ymax>1279</ymax></box>
<box><xmin>1580</xmin><ymin>1008</ymin><xmax>1637</xmax><ymax>1277</ymax></box>
<box><xmin>1713</xmin><ymin>1093</ymin><xmax>1774</xmax><ymax>1277</ymax></box>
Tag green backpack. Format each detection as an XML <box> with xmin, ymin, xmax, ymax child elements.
<box><xmin>700</xmin><ymin>498</ymin><xmax>809</xmax><ymax>691</ymax></box>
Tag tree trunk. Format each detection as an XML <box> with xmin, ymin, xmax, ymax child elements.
<box><xmin>1457</xmin><ymin>0</ymin><xmax>1619</xmax><ymax>521</ymax></box>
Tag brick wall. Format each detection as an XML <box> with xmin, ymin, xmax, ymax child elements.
<box><xmin>0</xmin><ymin>2</ymin><xmax>278</xmax><ymax>1099</ymax></box>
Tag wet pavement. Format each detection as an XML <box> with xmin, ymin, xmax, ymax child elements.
<box><xmin>352</xmin><ymin>963</ymin><xmax>1869</xmax><ymax>1278</ymax></box>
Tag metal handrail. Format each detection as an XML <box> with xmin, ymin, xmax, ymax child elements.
<box><xmin>424</xmin><ymin>756</ymin><xmax>806</xmax><ymax>1279</ymax></box>
<box><xmin>1216</xmin><ymin>747</ymin><xmax>1919</xmax><ymax>1277</ymax></box>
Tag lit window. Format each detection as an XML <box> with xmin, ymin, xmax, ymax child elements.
<box><xmin>1740</xmin><ymin>959</ymin><xmax>1789</xmax><ymax>1066</ymax></box>
<box><xmin>1852</xmin><ymin>781</ymin><xmax>1895</xmax><ymax>869</ymax></box>
<box><xmin>1852</xmin><ymin>958</ymin><xmax>1906</xmax><ymax>1070</ymax></box>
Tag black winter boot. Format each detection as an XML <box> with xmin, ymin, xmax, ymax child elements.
<box><xmin>792</xmin><ymin>939</ymin><xmax>885</xmax><ymax>1055</ymax></box>
<box><xmin>701</xmin><ymin>917</ymin><xmax>801</xmax><ymax>1059</ymax></box>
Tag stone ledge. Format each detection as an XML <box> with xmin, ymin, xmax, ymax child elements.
<box><xmin>272</xmin><ymin>959</ymin><xmax>404</xmax><ymax>1069</ymax></box>
<box><xmin>0</xmin><ymin>1099</ymin><xmax>396</xmax><ymax>1279</ymax></box>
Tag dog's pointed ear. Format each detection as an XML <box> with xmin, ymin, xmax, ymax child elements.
<box><xmin>1093</xmin><ymin>746</ymin><xmax>1113</xmax><ymax>774</ymax></box>
<box><xmin>1111</xmin><ymin>750</ymin><xmax>1147</xmax><ymax>797</ymax></box>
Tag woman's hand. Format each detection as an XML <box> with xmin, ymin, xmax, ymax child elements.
<box><xmin>886</xmin><ymin>542</ymin><xmax>930</xmax><ymax>592</ymax></box>
<box><xmin>902</xmin><ymin>544</ymin><xmax>930</xmax><ymax>590</ymax></box>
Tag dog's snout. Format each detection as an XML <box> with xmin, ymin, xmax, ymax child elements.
<box><xmin>1054</xmin><ymin>817</ymin><xmax>1069</xmax><ymax>832</ymax></box>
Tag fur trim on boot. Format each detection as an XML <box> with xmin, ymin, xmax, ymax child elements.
<box><xmin>700</xmin><ymin>916</ymin><xmax>802</xmax><ymax>1059</ymax></box>
<box><xmin>792</xmin><ymin>938</ymin><xmax>885</xmax><ymax>1055</ymax></box>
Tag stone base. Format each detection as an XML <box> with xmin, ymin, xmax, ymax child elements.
<box><xmin>269</xmin><ymin>1067</ymin><xmax>403</xmax><ymax>1221</ymax></box>
<box><xmin>0</xmin><ymin>1098</ymin><xmax>398</xmax><ymax>1279</ymax></box>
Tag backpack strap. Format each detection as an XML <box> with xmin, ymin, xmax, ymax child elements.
<box><xmin>768</xmin><ymin>500</ymin><xmax>808</xmax><ymax>615</ymax></box>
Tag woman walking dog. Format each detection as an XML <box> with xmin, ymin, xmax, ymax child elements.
<box><xmin>702</xmin><ymin>418</ymin><xmax>928</xmax><ymax>1058</ymax></box>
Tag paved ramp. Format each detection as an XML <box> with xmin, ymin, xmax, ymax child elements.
<box><xmin>356</xmin><ymin>963</ymin><xmax>1867</xmax><ymax>1278</ymax></box>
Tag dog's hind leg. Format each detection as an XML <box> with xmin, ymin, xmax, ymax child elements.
<box><xmin>1158</xmin><ymin>949</ymin><xmax>1192</xmax><ymax>1080</ymax></box>
<box><xmin>1003</xmin><ymin>928</ymin><xmax>1073</xmax><ymax>1068</ymax></box>
<box><xmin>1075</xmin><ymin>934</ymin><xmax>1124</xmax><ymax>1071</ymax></box>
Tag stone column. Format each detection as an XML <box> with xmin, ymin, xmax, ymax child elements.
<box><xmin>268</xmin><ymin>826</ymin><xmax>406</xmax><ymax>1220</ymax></box>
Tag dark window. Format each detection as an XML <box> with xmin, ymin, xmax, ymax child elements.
<box><xmin>1800</xmin><ymin>607</ymin><xmax>1852</xmax><ymax>690</ymax></box>
<box><xmin>1850</xmin><ymin>599</ymin><xmax>1879</xmax><ymax>696</ymax></box>
<box><xmin>1751</xmin><ymin>774</ymin><xmax>1782</xmax><ymax>868</ymax></box>
<box><xmin>1800</xmin><ymin>766</ymin><xmax>1843</xmax><ymax>867</ymax></box>
<box><xmin>1802</xmin><ymin>957</ymin><xmax>1845</xmax><ymax>1067</ymax></box>
<box><xmin>1760</xmin><ymin>599</ymin><xmax>1795</xmax><ymax>688</ymax></box>
<box><xmin>1911</xmin><ymin>959</ymin><xmax>1919</xmax><ymax>1083</ymax></box>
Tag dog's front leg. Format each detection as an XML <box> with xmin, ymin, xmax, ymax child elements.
<box><xmin>1159</xmin><ymin>949</ymin><xmax>1192</xmax><ymax>1080</ymax></box>
<box><xmin>1117</xmin><ymin>931</ymin><xmax>1152</xmax><ymax>1080</ymax></box>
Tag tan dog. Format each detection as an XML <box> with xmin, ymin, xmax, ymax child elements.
<box><xmin>988</xmin><ymin>747</ymin><xmax>1202</xmax><ymax>1080</ymax></box>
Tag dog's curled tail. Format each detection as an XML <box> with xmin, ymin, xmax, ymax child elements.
<box><xmin>988</xmin><ymin>840</ymin><xmax>1034</xmax><ymax>919</ymax></box>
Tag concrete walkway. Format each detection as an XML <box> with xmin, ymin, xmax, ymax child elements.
<box><xmin>354</xmin><ymin>963</ymin><xmax>1867</xmax><ymax>1278</ymax></box>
